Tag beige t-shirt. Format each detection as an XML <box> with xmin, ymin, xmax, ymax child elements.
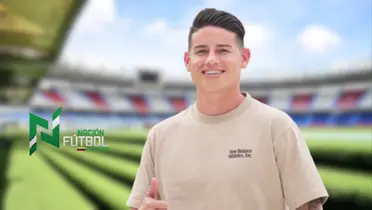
<box><xmin>127</xmin><ymin>92</ymin><xmax>329</xmax><ymax>210</ymax></box>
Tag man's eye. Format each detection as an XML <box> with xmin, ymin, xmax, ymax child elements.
<box><xmin>219</xmin><ymin>49</ymin><xmax>229</xmax><ymax>53</ymax></box>
<box><xmin>196</xmin><ymin>50</ymin><xmax>207</xmax><ymax>54</ymax></box>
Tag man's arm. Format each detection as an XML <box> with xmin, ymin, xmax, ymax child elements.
<box><xmin>272</xmin><ymin>113</ymin><xmax>329</xmax><ymax>209</ymax></box>
<box><xmin>296</xmin><ymin>198</ymin><xmax>323</xmax><ymax>210</ymax></box>
<box><xmin>126</xmin><ymin>128</ymin><xmax>157</xmax><ymax>208</ymax></box>
<box><xmin>130</xmin><ymin>208</ymin><xmax>138</xmax><ymax>210</ymax></box>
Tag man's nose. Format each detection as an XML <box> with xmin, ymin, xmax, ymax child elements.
<box><xmin>205</xmin><ymin>52</ymin><xmax>219</xmax><ymax>66</ymax></box>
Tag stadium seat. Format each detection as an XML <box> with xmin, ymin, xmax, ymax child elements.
<box><xmin>42</xmin><ymin>88</ymin><xmax>65</xmax><ymax>106</ymax></box>
<box><xmin>83</xmin><ymin>90</ymin><xmax>109</xmax><ymax>111</ymax></box>
<box><xmin>359</xmin><ymin>112</ymin><xmax>372</xmax><ymax>125</ymax></box>
<box><xmin>291</xmin><ymin>88</ymin><xmax>314</xmax><ymax>112</ymax></box>
<box><xmin>64</xmin><ymin>89</ymin><xmax>94</xmax><ymax>110</ymax></box>
<box><xmin>168</xmin><ymin>95</ymin><xmax>187</xmax><ymax>113</ymax></box>
<box><xmin>312</xmin><ymin>85</ymin><xmax>340</xmax><ymax>112</ymax></box>
<box><xmin>358</xmin><ymin>88</ymin><xmax>372</xmax><ymax>110</ymax></box>
<box><xmin>337</xmin><ymin>89</ymin><xmax>365</xmax><ymax>111</ymax></box>
<box><xmin>147</xmin><ymin>94</ymin><xmax>171</xmax><ymax>114</ymax></box>
<box><xmin>127</xmin><ymin>94</ymin><xmax>149</xmax><ymax>114</ymax></box>
<box><xmin>29</xmin><ymin>89</ymin><xmax>54</xmax><ymax>108</ymax></box>
<box><xmin>104</xmin><ymin>92</ymin><xmax>135</xmax><ymax>113</ymax></box>
<box><xmin>268</xmin><ymin>89</ymin><xmax>292</xmax><ymax>111</ymax></box>
<box><xmin>311</xmin><ymin>113</ymin><xmax>330</xmax><ymax>126</ymax></box>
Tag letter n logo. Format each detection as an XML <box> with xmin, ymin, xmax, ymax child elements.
<box><xmin>29</xmin><ymin>107</ymin><xmax>62</xmax><ymax>156</ymax></box>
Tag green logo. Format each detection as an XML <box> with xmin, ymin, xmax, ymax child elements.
<box><xmin>29</xmin><ymin>107</ymin><xmax>62</xmax><ymax>156</ymax></box>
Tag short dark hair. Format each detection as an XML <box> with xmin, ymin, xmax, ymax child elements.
<box><xmin>188</xmin><ymin>8</ymin><xmax>245</xmax><ymax>49</ymax></box>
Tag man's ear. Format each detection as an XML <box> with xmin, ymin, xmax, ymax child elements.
<box><xmin>241</xmin><ymin>48</ymin><xmax>251</xmax><ymax>69</ymax></box>
<box><xmin>184</xmin><ymin>51</ymin><xmax>190</xmax><ymax>72</ymax></box>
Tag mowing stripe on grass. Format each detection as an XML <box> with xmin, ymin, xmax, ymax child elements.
<box><xmin>301</xmin><ymin>127</ymin><xmax>372</xmax><ymax>134</ymax></box>
<box><xmin>307</xmin><ymin>138</ymin><xmax>372</xmax><ymax>172</ymax></box>
<box><xmin>85</xmin><ymin>141</ymin><xmax>144</xmax><ymax>163</ymax></box>
<box><xmin>318</xmin><ymin>166</ymin><xmax>372</xmax><ymax>201</ymax></box>
<box><xmin>307</xmin><ymin>139</ymin><xmax>371</xmax><ymax>155</ymax></box>
<box><xmin>0</xmin><ymin>138</ymin><xmax>13</xmax><ymax>210</ymax></box>
<box><xmin>303</xmin><ymin>130</ymin><xmax>371</xmax><ymax>141</ymax></box>
<box><xmin>39</xmin><ymin>149</ymin><xmax>110</xmax><ymax>210</ymax></box>
<box><xmin>3</xmin><ymin>147</ymin><xmax>95</xmax><ymax>210</ymax></box>
<box><xmin>57</xmin><ymin>146</ymin><xmax>139</xmax><ymax>185</ymax></box>
<box><xmin>101</xmin><ymin>141</ymin><xmax>144</xmax><ymax>156</ymax></box>
<box><xmin>41</xmin><ymin>147</ymin><xmax>132</xmax><ymax>210</ymax></box>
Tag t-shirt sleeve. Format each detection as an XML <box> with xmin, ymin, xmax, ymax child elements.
<box><xmin>126</xmin><ymin>128</ymin><xmax>156</xmax><ymax>208</ymax></box>
<box><xmin>273</xmin><ymin>119</ymin><xmax>329</xmax><ymax>210</ymax></box>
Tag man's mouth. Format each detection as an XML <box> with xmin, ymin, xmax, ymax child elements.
<box><xmin>202</xmin><ymin>70</ymin><xmax>226</xmax><ymax>75</ymax></box>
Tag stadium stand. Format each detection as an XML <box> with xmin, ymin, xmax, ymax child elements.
<box><xmin>20</xmin><ymin>64</ymin><xmax>371</xmax><ymax>130</ymax></box>
<box><xmin>127</xmin><ymin>94</ymin><xmax>149</xmax><ymax>114</ymax></box>
<box><xmin>147</xmin><ymin>93</ymin><xmax>172</xmax><ymax>114</ymax></box>
<box><xmin>1</xmin><ymin>2</ymin><xmax>370</xmax><ymax>209</ymax></box>
<box><xmin>268</xmin><ymin>88</ymin><xmax>292</xmax><ymax>112</ymax></box>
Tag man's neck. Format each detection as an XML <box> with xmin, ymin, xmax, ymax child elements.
<box><xmin>196</xmin><ymin>88</ymin><xmax>245</xmax><ymax>116</ymax></box>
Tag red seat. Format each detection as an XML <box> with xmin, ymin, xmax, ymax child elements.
<box><xmin>169</xmin><ymin>96</ymin><xmax>187</xmax><ymax>112</ymax></box>
<box><xmin>292</xmin><ymin>94</ymin><xmax>312</xmax><ymax>111</ymax></box>
<box><xmin>128</xmin><ymin>95</ymin><xmax>148</xmax><ymax>114</ymax></box>
<box><xmin>338</xmin><ymin>90</ymin><xmax>364</xmax><ymax>110</ymax></box>
<box><xmin>84</xmin><ymin>91</ymin><xmax>108</xmax><ymax>110</ymax></box>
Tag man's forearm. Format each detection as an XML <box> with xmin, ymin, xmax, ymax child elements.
<box><xmin>296</xmin><ymin>198</ymin><xmax>323</xmax><ymax>210</ymax></box>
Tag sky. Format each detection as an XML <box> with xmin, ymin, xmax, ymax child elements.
<box><xmin>59</xmin><ymin>0</ymin><xmax>372</xmax><ymax>81</ymax></box>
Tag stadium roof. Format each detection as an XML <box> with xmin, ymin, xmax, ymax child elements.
<box><xmin>0</xmin><ymin>0</ymin><xmax>86</xmax><ymax>105</ymax></box>
<box><xmin>0</xmin><ymin>0</ymin><xmax>86</xmax><ymax>61</ymax></box>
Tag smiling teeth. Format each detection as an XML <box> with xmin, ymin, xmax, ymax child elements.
<box><xmin>204</xmin><ymin>70</ymin><xmax>223</xmax><ymax>75</ymax></box>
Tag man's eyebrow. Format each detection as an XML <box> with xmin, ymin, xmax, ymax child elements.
<box><xmin>216</xmin><ymin>44</ymin><xmax>232</xmax><ymax>48</ymax></box>
<box><xmin>192</xmin><ymin>44</ymin><xmax>232</xmax><ymax>50</ymax></box>
<box><xmin>193</xmin><ymin>45</ymin><xmax>208</xmax><ymax>50</ymax></box>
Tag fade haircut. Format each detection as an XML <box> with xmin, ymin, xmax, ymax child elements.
<box><xmin>188</xmin><ymin>8</ymin><xmax>245</xmax><ymax>49</ymax></box>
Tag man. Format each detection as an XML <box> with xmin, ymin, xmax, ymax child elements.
<box><xmin>127</xmin><ymin>8</ymin><xmax>329</xmax><ymax>210</ymax></box>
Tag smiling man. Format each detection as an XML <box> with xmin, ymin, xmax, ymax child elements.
<box><xmin>127</xmin><ymin>8</ymin><xmax>329</xmax><ymax>210</ymax></box>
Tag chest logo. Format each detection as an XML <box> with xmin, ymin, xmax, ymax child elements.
<box><xmin>228</xmin><ymin>148</ymin><xmax>252</xmax><ymax>159</ymax></box>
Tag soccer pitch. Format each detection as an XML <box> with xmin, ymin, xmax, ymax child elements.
<box><xmin>0</xmin><ymin>127</ymin><xmax>371</xmax><ymax>210</ymax></box>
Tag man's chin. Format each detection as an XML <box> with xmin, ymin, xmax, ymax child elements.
<box><xmin>196</xmin><ymin>84</ymin><xmax>228</xmax><ymax>93</ymax></box>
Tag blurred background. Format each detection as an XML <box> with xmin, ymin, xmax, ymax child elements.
<box><xmin>0</xmin><ymin>0</ymin><xmax>371</xmax><ymax>210</ymax></box>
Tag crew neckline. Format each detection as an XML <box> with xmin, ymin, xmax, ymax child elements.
<box><xmin>191</xmin><ymin>92</ymin><xmax>253</xmax><ymax>124</ymax></box>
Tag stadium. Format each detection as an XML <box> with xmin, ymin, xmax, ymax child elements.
<box><xmin>0</xmin><ymin>1</ymin><xmax>371</xmax><ymax>210</ymax></box>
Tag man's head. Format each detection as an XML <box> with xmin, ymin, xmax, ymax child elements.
<box><xmin>184</xmin><ymin>8</ymin><xmax>250</xmax><ymax>93</ymax></box>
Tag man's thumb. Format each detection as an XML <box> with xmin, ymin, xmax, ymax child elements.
<box><xmin>146</xmin><ymin>177</ymin><xmax>159</xmax><ymax>199</ymax></box>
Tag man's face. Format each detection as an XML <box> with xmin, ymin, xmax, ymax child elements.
<box><xmin>184</xmin><ymin>26</ymin><xmax>250</xmax><ymax>93</ymax></box>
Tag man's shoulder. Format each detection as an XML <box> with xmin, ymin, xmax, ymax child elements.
<box><xmin>251</xmin><ymin>99</ymin><xmax>297</xmax><ymax>131</ymax></box>
<box><xmin>253</xmin><ymin>99</ymin><xmax>292</xmax><ymax>121</ymax></box>
<box><xmin>249</xmin><ymin>100</ymin><xmax>303</xmax><ymax>146</ymax></box>
<box><xmin>149</xmin><ymin>105</ymin><xmax>193</xmax><ymax>137</ymax></box>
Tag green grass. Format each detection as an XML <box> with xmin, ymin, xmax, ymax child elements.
<box><xmin>307</xmin><ymin>139</ymin><xmax>372</xmax><ymax>155</ymax></box>
<box><xmin>101</xmin><ymin>141</ymin><xmax>144</xmax><ymax>157</ymax></box>
<box><xmin>3</xmin><ymin>147</ymin><xmax>95</xmax><ymax>210</ymax></box>
<box><xmin>319</xmin><ymin>166</ymin><xmax>372</xmax><ymax>200</ymax></box>
<box><xmin>301</xmin><ymin>127</ymin><xmax>371</xmax><ymax>134</ymax></box>
<box><xmin>2</xmin><ymin>128</ymin><xmax>372</xmax><ymax>209</ymax></box>
<box><xmin>58</xmin><ymin>146</ymin><xmax>139</xmax><ymax>181</ymax></box>
<box><xmin>41</xmin><ymin>147</ymin><xmax>132</xmax><ymax>210</ymax></box>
